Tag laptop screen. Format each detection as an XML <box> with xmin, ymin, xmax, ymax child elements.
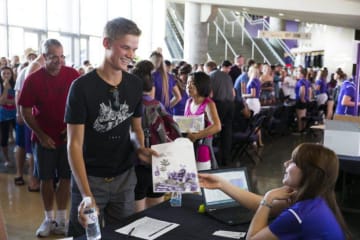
<box><xmin>201</xmin><ymin>168</ymin><xmax>250</xmax><ymax>206</ymax></box>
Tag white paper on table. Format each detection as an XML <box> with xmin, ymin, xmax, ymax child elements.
<box><xmin>151</xmin><ymin>138</ymin><xmax>200</xmax><ymax>193</ymax></box>
<box><xmin>115</xmin><ymin>216</ymin><xmax>179</xmax><ymax>240</ymax></box>
<box><xmin>173</xmin><ymin>114</ymin><xmax>204</xmax><ymax>133</ymax></box>
<box><xmin>213</xmin><ymin>230</ymin><xmax>247</xmax><ymax>239</ymax></box>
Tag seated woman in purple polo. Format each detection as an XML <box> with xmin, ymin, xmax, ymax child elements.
<box><xmin>335</xmin><ymin>72</ymin><xmax>360</xmax><ymax>115</ymax></box>
<box><xmin>150</xmin><ymin>51</ymin><xmax>181</xmax><ymax>114</ymax></box>
<box><xmin>294</xmin><ymin>68</ymin><xmax>312</xmax><ymax>132</ymax></box>
<box><xmin>315</xmin><ymin>68</ymin><xmax>328</xmax><ymax>106</ymax></box>
<box><xmin>199</xmin><ymin>143</ymin><xmax>351</xmax><ymax>239</ymax></box>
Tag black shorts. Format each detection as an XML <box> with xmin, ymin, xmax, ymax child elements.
<box><xmin>134</xmin><ymin>165</ymin><xmax>164</xmax><ymax>200</ymax></box>
<box><xmin>295</xmin><ymin>100</ymin><xmax>307</xmax><ymax>110</ymax></box>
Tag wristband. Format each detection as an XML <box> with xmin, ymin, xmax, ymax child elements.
<box><xmin>260</xmin><ymin>199</ymin><xmax>272</xmax><ymax>208</ymax></box>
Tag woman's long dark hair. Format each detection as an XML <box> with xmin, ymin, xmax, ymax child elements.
<box><xmin>291</xmin><ymin>143</ymin><xmax>351</xmax><ymax>239</ymax></box>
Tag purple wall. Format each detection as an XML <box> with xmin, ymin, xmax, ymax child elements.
<box><xmin>245</xmin><ymin>19</ymin><xmax>264</xmax><ymax>38</ymax></box>
<box><xmin>284</xmin><ymin>20</ymin><xmax>299</xmax><ymax>49</ymax></box>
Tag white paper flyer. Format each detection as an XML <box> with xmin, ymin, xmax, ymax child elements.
<box><xmin>151</xmin><ymin>138</ymin><xmax>200</xmax><ymax>193</ymax></box>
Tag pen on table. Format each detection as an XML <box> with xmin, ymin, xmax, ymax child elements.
<box><xmin>128</xmin><ymin>227</ymin><xmax>135</xmax><ymax>236</ymax></box>
<box><xmin>148</xmin><ymin>223</ymin><xmax>173</xmax><ymax>237</ymax></box>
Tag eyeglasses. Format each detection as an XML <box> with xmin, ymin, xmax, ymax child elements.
<box><xmin>46</xmin><ymin>54</ymin><xmax>66</xmax><ymax>61</ymax></box>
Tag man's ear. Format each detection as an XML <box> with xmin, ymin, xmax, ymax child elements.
<box><xmin>103</xmin><ymin>37</ymin><xmax>111</xmax><ymax>49</ymax></box>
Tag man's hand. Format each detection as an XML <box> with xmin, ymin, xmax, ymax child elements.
<box><xmin>37</xmin><ymin>133</ymin><xmax>56</xmax><ymax>149</ymax></box>
<box><xmin>77</xmin><ymin>196</ymin><xmax>99</xmax><ymax>229</ymax></box>
<box><xmin>137</xmin><ymin>147</ymin><xmax>159</xmax><ymax>164</ymax></box>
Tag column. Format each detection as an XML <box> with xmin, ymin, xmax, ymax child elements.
<box><xmin>183</xmin><ymin>2</ymin><xmax>212</xmax><ymax>65</ymax></box>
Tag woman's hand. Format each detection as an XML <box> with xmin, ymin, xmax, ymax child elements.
<box><xmin>198</xmin><ymin>173</ymin><xmax>223</xmax><ymax>190</ymax></box>
<box><xmin>186</xmin><ymin>132</ymin><xmax>198</xmax><ymax>142</ymax></box>
<box><xmin>263</xmin><ymin>186</ymin><xmax>296</xmax><ymax>204</ymax></box>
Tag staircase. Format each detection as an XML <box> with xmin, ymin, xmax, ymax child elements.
<box><xmin>165</xmin><ymin>3</ymin><xmax>292</xmax><ymax>65</ymax></box>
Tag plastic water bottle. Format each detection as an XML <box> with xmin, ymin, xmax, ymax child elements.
<box><xmin>83</xmin><ymin>197</ymin><xmax>101</xmax><ymax>240</ymax></box>
<box><xmin>169</xmin><ymin>192</ymin><xmax>182</xmax><ymax>207</ymax></box>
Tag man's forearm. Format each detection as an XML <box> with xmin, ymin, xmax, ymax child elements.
<box><xmin>20</xmin><ymin>107</ymin><xmax>45</xmax><ymax>138</ymax></box>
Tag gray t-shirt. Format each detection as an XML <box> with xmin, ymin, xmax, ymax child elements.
<box><xmin>209</xmin><ymin>69</ymin><xmax>234</xmax><ymax>101</ymax></box>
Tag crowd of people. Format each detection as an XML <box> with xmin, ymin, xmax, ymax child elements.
<box><xmin>0</xmin><ymin>16</ymin><xmax>354</xmax><ymax>239</ymax></box>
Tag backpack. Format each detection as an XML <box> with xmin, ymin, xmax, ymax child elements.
<box><xmin>143</xmin><ymin>99</ymin><xmax>181</xmax><ymax>147</ymax></box>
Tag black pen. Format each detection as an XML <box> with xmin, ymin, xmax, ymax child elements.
<box><xmin>148</xmin><ymin>223</ymin><xmax>173</xmax><ymax>237</ymax></box>
<box><xmin>128</xmin><ymin>227</ymin><xmax>135</xmax><ymax>236</ymax></box>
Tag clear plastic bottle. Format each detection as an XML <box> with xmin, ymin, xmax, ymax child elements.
<box><xmin>83</xmin><ymin>197</ymin><xmax>101</xmax><ymax>240</ymax></box>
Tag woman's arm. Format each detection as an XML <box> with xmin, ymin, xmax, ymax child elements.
<box><xmin>170</xmin><ymin>85</ymin><xmax>182</xmax><ymax>108</ymax></box>
<box><xmin>299</xmin><ymin>86</ymin><xmax>305</xmax><ymax>102</ymax></box>
<box><xmin>187</xmin><ymin>101</ymin><xmax>221</xmax><ymax>142</ymax></box>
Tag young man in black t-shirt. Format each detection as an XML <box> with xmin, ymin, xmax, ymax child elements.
<box><xmin>65</xmin><ymin>17</ymin><xmax>156</xmax><ymax>238</ymax></box>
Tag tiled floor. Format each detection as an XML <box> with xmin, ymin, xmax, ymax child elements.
<box><xmin>0</xmin><ymin>131</ymin><xmax>359</xmax><ymax>239</ymax></box>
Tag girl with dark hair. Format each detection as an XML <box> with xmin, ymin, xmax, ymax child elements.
<box><xmin>173</xmin><ymin>63</ymin><xmax>192</xmax><ymax>115</ymax></box>
<box><xmin>199</xmin><ymin>143</ymin><xmax>351</xmax><ymax>239</ymax></box>
<box><xmin>0</xmin><ymin>66</ymin><xmax>16</xmax><ymax>168</ymax></box>
<box><xmin>150</xmin><ymin>51</ymin><xmax>181</xmax><ymax>114</ymax></box>
<box><xmin>184</xmin><ymin>72</ymin><xmax>221</xmax><ymax>169</ymax></box>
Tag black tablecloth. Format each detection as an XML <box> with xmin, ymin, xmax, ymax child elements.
<box><xmin>75</xmin><ymin>194</ymin><xmax>248</xmax><ymax>240</ymax></box>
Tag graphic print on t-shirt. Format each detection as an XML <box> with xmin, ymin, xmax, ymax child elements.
<box><xmin>93</xmin><ymin>100</ymin><xmax>134</xmax><ymax>133</ymax></box>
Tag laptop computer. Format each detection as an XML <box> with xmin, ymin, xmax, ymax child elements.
<box><xmin>200</xmin><ymin>168</ymin><xmax>254</xmax><ymax>225</ymax></box>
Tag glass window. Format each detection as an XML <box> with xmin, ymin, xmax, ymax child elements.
<box><xmin>0</xmin><ymin>0</ymin><xmax>6</xmax><ymax>24</ymax></box>
<box><xmin>80</xmin><ymin>0</ymin><xmax>106</xmax><ymax>35</ymax></box>
<box><xmin>8</xmin><ymin>27</ymin><xmax>24</xmax><ymax>58</ymax></box>
<box><xmin>59</xmin><ymin>35</ymin><xmax>73</xmax><ymax>67</ymax></box>
<box><xmin>0</xmin><ymin>26</ymin><xmax>7</xmax><ymax>57</ymax></box>
<box><xmin>24</xmin><ymin>31</ymin><xmax>39</xmax><ymax>52</ymax></box>
<box><xmin>8</xmin><ymin>0</ymin><xmax>46</xmax><ymax>29</ymax></box>
<box><xmin>89</xmin><ymin>36</ymin><xmax>102</xmax><ymax>66</ymax></box>
<box><xmin>80</xmin><ymin>37</ymin><xmax>88</xmax><ymax>66</ymax></box>
<box><xmin>108</xmin><ymin>0</ymin><xmax>131</xmax><ymax>19</ymax></box>
<box><xmin>48</xmin><ymin>0</ymin><xmax>79</xmax><ymax>33</ymax></box>
<box><xmin>73</xmin><ymin>38</ymin><xmax>80</xmax><ymax>67</ymax></box>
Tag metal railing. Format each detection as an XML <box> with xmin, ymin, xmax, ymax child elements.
<box><xmin>242</xmin><ymin>11</ymin><xmax>295</xmax><ymax>63</ymax></box>
<box><xmin>216</xmin><ymin>9</ymin><xmax>271</xmax><ymax>63</ymax></box>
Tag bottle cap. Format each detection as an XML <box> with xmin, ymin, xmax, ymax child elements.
<box><xmin>82</xmin><ymin>196</ymin><xmax>92</xmax><ymax>207</ymax></box>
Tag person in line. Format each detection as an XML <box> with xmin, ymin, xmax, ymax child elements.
<box><xmin>185</xmin><ymin>71</ymin><xmax>222</xmax><ymax>170</ymax></box>
<box><xmin>150</xmin><ymin>51</ymin><xmax>181</xmax><ymax>114</ymax></box>
<box><xmin>65</xmin><ymin>17</ymin><xmax>156</xmax><ymax>238</ymax></box>
<box><xmin>173</xmin><ymin>63</ymin><xmax>191</xmax><ymax>116</ymax></box>
<box><xmin>131</xmin><ymin>60</ymin><xmax>169</xmax><ymax>212</ymax></box>
<box><xmin>0</xmin><ymin>67</ymin><xmax>16</xmax><ymax>168</ymax></box>
<box><xmin>0</xmin><ymin>67</ymin><xmax>16</xmax><ymax>167</ymax></box>
<box><xmin>229</xmin><ymin>54</ymin><xmax>245</xmax><ymax>84</ymax></box>
<box><xmin>199</xmin><ymin>143</ymin><xmax>351</xmax><ymax>240</ymax></box>
<box><xmin>14</xmin><ymin>48</ymin><xmax>39</xmax><ymax>190</ymax></box>
<box><xmin>245</xmin><ymin>65</ymin><xmax>264</xmax><ymax>147</ymax></box>
<box><xmin>205</xmin><ymin>61</ymin><xmax>235</xmax><ymax>167</ymax></box>
<box><xmin>294</xmin><ymin>68</ymin><xmax>311</xmax><ymax>133</ymax></box>
<box><xmin>234</xmin><ymin>59</ymin><xmax>255</xmax><ymax>101</ymax></box>
<box><xmin>335</xmin><ymin>70</ymin><xmax>359</xmax><ymax>116</ymax></box>
<box><xmin>19</xmin><ymin>39</ymin><xmax>79</xmax><ymax>237</ymax></box>
<box><xmin>314</xmin><ymin>68</ymin><xmax>328</xmax><ymax>106</ymax></box>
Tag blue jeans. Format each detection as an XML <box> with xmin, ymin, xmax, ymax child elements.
<box><xmin>67</xmin><ymin>167</ymin><xmax>137</xmax><ymax>238</ymax></box>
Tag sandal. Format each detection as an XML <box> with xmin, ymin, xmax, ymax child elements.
<box><xmin>14</xmin><ymin>176</ymin><xmax>25</xmax><ymax>186</ymax></box>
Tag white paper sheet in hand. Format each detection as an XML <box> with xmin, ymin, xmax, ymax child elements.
<box><xmin>173</xmin><ymin>114</ymin><xmax>204</xmax><ymax>133</ymax></box>
<box><xmin>151</xmin><ymin>138</ymin><xmax>200</xmax><ymax>193</ymax></box>
<box><xmin>116</xmin><ymin>216</ymin><xmax>179</xmax><ymax>240</ymax></box>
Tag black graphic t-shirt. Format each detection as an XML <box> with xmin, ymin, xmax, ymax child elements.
<box><xmin>65</xmin><ymin>70</ymin><xmax>142</xmax><ymax>177</ymax></box>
